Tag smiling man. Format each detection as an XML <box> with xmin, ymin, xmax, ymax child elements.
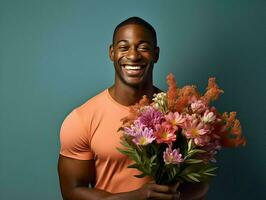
<box><xmin>58</xmin><ymin>17</ymin><xmax>208</xmax><ymax>200</ymax></box>
<box><xmin>108</xmin><ymin>18</ymin><xmax>160</xmax><ymax>107</ymax></box>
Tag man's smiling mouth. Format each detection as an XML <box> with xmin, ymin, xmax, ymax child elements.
<box><xmin>124</xmin><ymin>65</ymin><xmax>143</xmax><ymax>70</ymax></box>
<box><xmin>121</xmin><ymin>64</ymin><xmax>146</xmax><ymax>76</ymax></box>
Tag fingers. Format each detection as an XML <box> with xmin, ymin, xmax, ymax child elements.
<box><xmin>175</xmin><ymin>191</ymin><xmax>181</xmax><ymax>200</ymax></box>
<box><xmin>150</xmin><ymin>183</ymin><xmax>172</xmax><ymax>193</ymax></box>
<box><xmin>170</xmin><ymin>182</ymin><xmax>181</xmax><ymax>192</ymax></box>
<box><xmin>147</xmin><ymin>182</ymin><xmax>180</xmax><ymax>193</ymax></box>
<box><xmin>145</xmin><ymin>182</ymin><xmax>181</xmax><ymax>200</ymax></box>
<box><xmin>149</xmin><ymin>191</ymin><xmax>180</xmax><ymax>200</ymax></box>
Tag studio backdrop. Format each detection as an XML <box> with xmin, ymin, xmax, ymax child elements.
<box><xmin>0</xmin><ymin>0</ymin><xmax>265</xmax><ymax>199</ymax></box>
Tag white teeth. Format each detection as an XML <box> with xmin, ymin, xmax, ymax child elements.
<box><xmin>124</xmin><ymin>65</ymin><xmax>142</xmax><ymax>70</ymax></box>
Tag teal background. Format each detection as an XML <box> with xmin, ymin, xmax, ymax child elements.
<box><xmin>0</xmin><ymin>0</ymin><xmax>265</xmax><ymax>199</ymax></box>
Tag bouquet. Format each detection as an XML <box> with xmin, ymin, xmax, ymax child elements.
<box><xmin>118</xmin><ymin>74</ymin><xmax>246</xmax><ymax>184</ymax></box>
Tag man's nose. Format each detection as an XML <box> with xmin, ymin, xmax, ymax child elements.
<box><xmin>126</xmin><ymin>48</ymin><xmax>141</xmax><ymax>61</ymax></box>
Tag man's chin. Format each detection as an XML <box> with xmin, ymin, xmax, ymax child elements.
<box><xmin>124</xmin><ymin>75</ymin><xmax>144</xmax><ymax>83</ymax></box>
<box><xmin>115</xmin><ymin>72</ymin><xmax>150</xmax><ymax>88</ymax></box>
<box><xmin>123</xmin><ymin>78</ymin><xmax>151</xmax><ymax>89</ymax></box>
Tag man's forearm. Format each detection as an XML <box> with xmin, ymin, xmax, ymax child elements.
<box><xmin>63</xmin><ymin>187</ymin><xmax>141</xmax><ymax>200</ymax></box>
<box><xmin>62</xmin><ymin>182</ymin><xmax>181</xmax><ymax>200</ymax></box>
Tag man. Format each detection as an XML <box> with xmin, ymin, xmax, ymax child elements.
<box><xmin>58</xmin><ymin>17</ymin><xmax>208</xmax><ymax>200</ymax></box>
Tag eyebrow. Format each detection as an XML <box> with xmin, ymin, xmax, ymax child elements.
<box><xmin>116</xmin><ymin>40</ymin><xmax>152</xmax><ymax>45</ymax></box>
<box><xmin>116</xmin><ymin>40</ymin><xmax>128</xmax><ymax>45</ymax></box>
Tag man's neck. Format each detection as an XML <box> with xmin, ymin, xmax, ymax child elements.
<box><xmin>108</xmin><ymin>82</ymin><xmax>158</xmax><ymax>107</ymax></box>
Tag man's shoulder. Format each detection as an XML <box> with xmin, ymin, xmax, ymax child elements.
<box><xmin>77</xmin><ymin>89</ymin><xmax>108</xmax><ymax>112</ymax></box>
<box><xmin>62</xmin><ymin>89</ymin><xmax>109</xmax><ymax>125</ymax></box>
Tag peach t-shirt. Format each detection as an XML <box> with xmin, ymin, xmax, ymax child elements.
<box><xmin>59</xmin><ymin>89</ymin><xmax>150</xmax><ymax>193</ymax></box>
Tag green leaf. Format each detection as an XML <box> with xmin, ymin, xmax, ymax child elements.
<box><xmin>203</xmin><ymin>172</ymin><xmax>216</xmax><ymax>176</ymax></box>
<box><xmin>203</xmin><ymin>167</ymin><xmax>217</xmax><ymax>173</ymax></box>
<box><xmin>128</xmin><ymin>163</ymin><xmax>140</xmax><ymax>168</ymax></box>
<box><xmin>135</xmin><ymin>173</ymin><xmax>147</xmax><ymax>178</ymax></box>
<box><xmin>185</xmin><ymin>149</ymin><xmax>206</xmax><ymax>159</ymax></box>
<box><xmin>188</xmin><ymin>139</ymin><xmax>193</xmax><ymax>151</ymax></box>
<box><xmin>182</xmin><ymin>176</ymin><xmax>193</xmax><ymax>182</ymax></box>
<box><xmin>184</xmin><ymin>159</ymin><xmax>203</xmax><ymax>164</ymax></box>
<box><xmin>134</xmin><ymin>151</ymin><xmax>142</xmax><ymax>163</ymax></box>
<box><xmin>188</xmin><ymin>149</ymin><xmax>206</xmax><ymax>155</ymax></box>
<box><xmin>116</xmin><ymin>148</ymin><xmax>134</xmax><ymax>156</ymax></box>
<box><xmin>150</xmin><ymin>154</ymin><xmax>157</xmax><ymax>163</ymax></box>
<box><xmin>120</xmin><ymin>140</ymin><xmax>133</xmax><ymax>148</ymax></box>
<box><xmin>189</xmin><ymin>173</ymin><xmax>201</xmax><ymax>177</ymax></box>
<box><xmin>187</xmin><ymin>174</ymin><xmax>200</xmax><ymax>182</ymax></box>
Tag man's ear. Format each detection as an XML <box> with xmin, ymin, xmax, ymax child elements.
<box><xmin>154</xmin><ymin>46</ymin><xmax>160</xmax><ymax>63</ymax></box>
<box><xmin>109</xmin><ymin>44</ymin><xmax>114</xmax><ymax>61</ymax></box>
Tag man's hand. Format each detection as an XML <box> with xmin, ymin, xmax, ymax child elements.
<box><xmin>134</xmin><ymin>181</ymin><xmax>181</xmax><ymax>200</ymax></box>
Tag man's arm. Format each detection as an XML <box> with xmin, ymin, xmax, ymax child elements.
<box><xmin>58</xmin><ymin>155</ymin><xmax>181</xmax><ymax>200</ymax></box>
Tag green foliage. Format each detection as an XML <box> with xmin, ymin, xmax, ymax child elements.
<box><xmin>117</xmin><ymin>136</ymin><xmax>217</xmax><ymax>184</ymax></box>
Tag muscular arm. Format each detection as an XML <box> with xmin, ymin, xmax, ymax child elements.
<box><xmin>58</xmin><ymin>155</ymin><xmax>180</xmax><ymax>200</ymax></box>
<box><xmin>58</xmin><ymin>155</ymin><xmax>105</xmax><ymax>200</ymax></box>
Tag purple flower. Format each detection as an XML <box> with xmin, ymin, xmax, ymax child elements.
<box><xmin>197</xmin><ymin>140</ymin><xmax>221</xmax><ymax>163</ymax></box>
<box><xmin>132</xmin><ymin>127</ymin><xmax>155</xmax><ymax>146</ymax></box>
<box><xmin>124</xmin><ymin>120</ymin><xmax>155</xmax><ymax>146</ymax></box>
<box><xmin>138</xmin><ymin>106</ymin><xmax>164</xmax><ymax>129</ymax></box>
<box><xmin>123</xmin><ymin>120</ymin><xmax>144</xmax><ymax>137</ymax></box>
<box><xmin>163</xmin><ymin>147</ymin><xmax>184</xmax><ymax>165</ymax></box>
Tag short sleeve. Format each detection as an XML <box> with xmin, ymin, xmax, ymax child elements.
<box><xmin>59</xmin><ymin>109</ymin><xmax>94</xmax><ymax>160</ymax></box>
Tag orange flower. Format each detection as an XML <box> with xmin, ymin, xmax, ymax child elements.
<box><xmin>224</xmin><ymin>112</ymin><xmax>237</xmax><ymax>130</ymax></box>
<box><xmin>232</xmin><ymin>119</ymin><xmax>242</xmax><ymax>135</ymax></box>
<box><xmin>175</xmin><ymin>85</ymin><xmax>200</xmax><ymax>113</ymax></box>
<box><xmin>216</xmin><ymin>112</ymin><xmax>246</xmax><ymax>147</ymax></box>
<box><xmin>179</xmin><ymin>85</ymin><xmax>200</xmax><ymax>99</ymax></box>
<box><xmin>166</xmin><ymin>73</ymin><xmax>178</xmax><ymax>112</ymax></box>
<box><xmin>203</xmin><ymin>77</ymin><xmax>224</xmax><ymax>103</ymax></box>
<box><xmin>121</xmin><ymin>95</ymin><xmax>150</xmax><ymax>127</ymax></box>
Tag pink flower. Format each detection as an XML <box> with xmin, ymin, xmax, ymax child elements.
<box><xmin>194</xmin><ymin>135</ymin><xmax>211</xmax><ymax>146</ymax></box>
<box><xmin>132</xmin><ymin>127</ymin><xmax>155</xmax><ymax>146</ymax></box>
<box><xmin>202</xmin><ymin>110</ymin><xmax>216</xmax><ymax>123</ymax></box>
<box><xmin>165</xmin><ymin>112</ymin><xmax>186</xmax><ymax>129</ymax></box>
<box><xmin>163</xmin><ymin>147</ymin><xmax>184</xmax><ymax>164</ymax></box>
<box><xmin>190</xmin><ymin>100</ymin><xmax>207</xmax><ymax>113</ymax></box>
<box><xmin>183</xmin><ymin>118</ymin><xmax>210</xmax><ymax>146</ymax></box>
<box><xmin>154</xmin><ymin>122</ymin><xmax>177</xmax><ymax>144</ymax></box>
<box><xmin>183</xmin><ymin>119</ymin><xmax>208</xmax><ymax>137</ymax></box>
<box><xmin>185</xmin><ymin>113</ymin><xmax>199</xmax><ymax>121</ymax></box>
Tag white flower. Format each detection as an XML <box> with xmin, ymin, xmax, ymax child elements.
<box><xmin>202</xmin><ymin>110</ymin><xmax>216</xmax><ymax>123</ymax></box>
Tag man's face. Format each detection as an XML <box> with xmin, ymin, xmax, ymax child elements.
<box><xmin>109</xmin><ymin>24</ymin><xmax>159</xmax><ymax>87</ymax></box>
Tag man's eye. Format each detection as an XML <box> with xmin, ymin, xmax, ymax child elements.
<box><xmin>118</xmin><ymin>46</ymin><xmax>128</xmax><ymax>51</ymax></box>
<box><xmin>138</xmin><ymin>46</ymin><xmax>150</xmax><ymax>51</ymax></box>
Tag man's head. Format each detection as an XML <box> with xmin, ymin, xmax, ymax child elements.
<box><xmin>112</xmin><ymin>17</ymin><xmax>157</xmax><ymax>47</ymax></box>
<box><xmin>110</xmin><ymin>17</ymin><xmax>159</xmax><ymax>88</ymax></box>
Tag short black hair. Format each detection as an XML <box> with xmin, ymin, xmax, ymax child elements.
<box><xmin>112</xmin><ymin>16</ymin><xmax>157</xmax><ymax>46</ymax></box>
